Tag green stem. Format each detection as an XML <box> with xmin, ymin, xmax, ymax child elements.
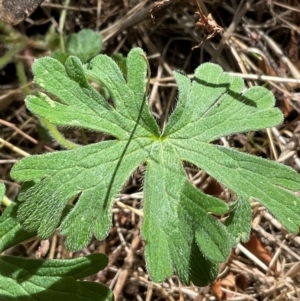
<box><xmin>41</xmin><ymin>117</ymin><xmax>79</xmax><ymax>150</ymax></box>
<box><xmin>16</xmin><ymin>59</ymin><xmax>31</xmax><ymax>95</ymax></box>
<box><xmin>0</xmin><ymin>40</ymin><xmax>26</xmax><ymax>69</ymax></box>
<box><xmin>58</xmin><ymin>0</ymin><xmax>72</xmax><ymax>52</ymax></box>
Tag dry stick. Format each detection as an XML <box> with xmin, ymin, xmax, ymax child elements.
<box><xmin>237</xmin><ymin>243</ymin><xmax>269</xmax><ymax>272</ymax></box>
<box><xmin>58</xmin><ymin>0</ymin><xmax>71</xmax><ymax>52</ymax></box>
<box><xmin>150</xmin><ymin>0</ymin><xmax>181</xmax><ymax>19</ymax></box>
<box><xmin>104</xmin><ymin>0</ymin><xmax>197</xmax><ymax>49</ymax></box>
<box><xmin>267</xmin><ymin>241</ymin><xmax>283</xmax><ymax>276</ymax></box>
<box><xmin>113</xmin><ymin>228</ymin><xmax>141</xmax><ymax>299</ymax></box>
<box><xmin>151</xmin><ymin>73</ymin><xmax>300</xmax><ymax>84</ymax></box>
<box><xmin>100</xmin><ymin>1</ymin><xmax>150</xmax><ymax>42</ymax></box>
<box><xmin>263</xmin><ymin>212</ymin><xmax>300</xmax><ymax>246</ymax></box>
<box><xmin>48</xmin><ymin>234</ymin><xmax>58</xmax><ymax>259</ymax></box>
<box><xmin>211</xmin><ymin>0</ymin><xmax>251</xmax><ymax>63</ymax></box>
<box><xmin>136</xmin><ymin>276</ymin><xmax>176</xmax><ymax>301</ymax></box>
<box><xmin>0</xmin><ymin>119</ymin><xmax>54</xmax><ymax>152</ymax></box>
<box><xmin>41</xmin><ymin>2</ymin><xmax>97</xmax><ymax>11</ymax></box>
<box><xmin>267</xmin><ymin>128</ymin><xmax>278</xmax><ymax>161</ymax></box>
<box><xmin>0</xmin><ymin>88</ymin><xmax>25</xmax><ymax>111</ymax></box>
<box><xmin>26</xmin><ymin>239</ymin><xmax>40</xmax><ymax>255</ymax></box>
<box><xmin>254</xmin><ymin>224</ymin><xmax>300</xmax><ymax>262</ymax></box>
<box><xmin>116</xmin><ymin>201</ymin><xmax>143</xmax><ymax>217</ymax></box>
<box><xmin>96</xmin><ymin>0</ymin><xmax>102</xmax><ymax>32</ymax></box>
<box><xmin>145</xmin><ymin>282</ymin><xmax>153</xmax><ymax>301</ymax></box>
<box><xmin>285</xmin><ymin>262</ymin><xmax>300</xmax><ymax>279</ymax></box>
<box><xmin>192</xmin><ymin>0</ymin><xmax>224</xmax><ymax>49</ymax></box>
<box><xmin>227</xmin><ymin>35</ymin><xmax>300</xmax><ymax>106</ymax></box>
<box><xmin>257</xmin><ymin>29</ymin><xmax>300</xmax><ymax>81</ymax></box>
<box><xmin>0</xmin><ymin>138</ymin><xmax>30</xmax><ymax>157</ymax></box>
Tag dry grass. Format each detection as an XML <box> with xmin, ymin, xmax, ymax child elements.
<box><xmin>1</xmin><ymin>0</ymin><xmax>300</xmax><ymax>300</ymax></box>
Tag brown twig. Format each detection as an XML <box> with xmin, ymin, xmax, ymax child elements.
<box><xmin>113</xmin><ymin>227</ymin><xmax>141</xmax><ymax>299</ymax></box>
<box><xmin>192</xmin><ymin>0</ymin><xmax>224</xmax><ymax>49</ymax></box>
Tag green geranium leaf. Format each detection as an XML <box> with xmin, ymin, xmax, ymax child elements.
<box><xmin>11</xmin><ymin>48</ymin><xmax>300</xmax><ymax>285</ymax></box>
<box><xmin>0</xmin><ymin>202</ymin><xmax>36</xmax><ymax>253</ymax></box>
<box><xmin>0</xmin><ymin>184</ymin><xmax>112</xmax><ymax>301</ymax></box>
<box><xmin>0</xmin><ymin>183</ymin><xmax>36</xmax><ymax>253</ymax></box>
<box><xmin>0</xmin><ymin>254</ymin><xmax>112</xmax><ymax>301</ymax></box>
<box><xmin>66</xmin><ymin>29</ymin><xmax>103</xmax><ymax>63</ymax></box>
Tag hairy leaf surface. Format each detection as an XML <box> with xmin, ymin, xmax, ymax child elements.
<box><xmin>0</xmin><ymin>254</ymin><xmax>112</xmax><ymax>301</ymax></box>
<box><xmin>11</xmin><ymin>48</ymin><xmax>300</xmax><ymax>285</ymax></box>
<box><xmin>0</xmin><ymin>183</ymin><xmax>112</xmax><ymax>301</ymax></box>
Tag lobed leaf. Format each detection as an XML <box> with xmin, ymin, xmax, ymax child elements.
<box><xmin>178</xmin><ymin>180</ymin><xmax>231</xmax><ymax>263</ymax></box>
<box><xmin>13</xmin><ymin>140</ymin><xmax>150</xmax><ymax>250</ymax></box>
<box><xmin>0</xmin><ymin>202</ymin><xmax>36</xmax><ymax>253</ymax></box>
<box><xmin>0</xmin><ymin>184</ymin><xmax>112</xmax><ymax>301</ymax></box>
<box><xmin>28</xmin><ymin>56</ymin><xmax>129</xmax><ymax>138</ymax></box>
<box><xmin>11</xmin><ymin>48</ymin><xmax>300</xmax><ymax>287</ymax></box>
<box><xmin>165</xmin><ymin>64</ymin><xmax>283</xmax><ymax>141</ymax></box>
<box><xmin>0</xmin><ymin>184</ymin><xmax>36</xmax><ymax>253</ymax></box>
<box><xmin>0</xmin><ymin>254</ymin><xmax>112</xmax><ymax>301</ymax></box>
<box><xmin>172</xmin><ymin>142</ymin><xmax>300</xmax><ymax>233</ymax></box>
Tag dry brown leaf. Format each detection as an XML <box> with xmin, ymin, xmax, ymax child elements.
<box><xmin>235</xmin><ymin>274</ymin><xmax>248</xmax><ymax>291</ymax></box>
<box><xmin>211</xmin><ymin>279</ymin><xmax>225</xmax><ymax>301</ymax></box>
<box><xmin>243</xmin><ymin>231</ymin><xmax>275</xmax><ymax>271</ymax></box>
<box><xmin>221</xmin><ymin>272</ymin><xmax>235</xmax><ymax>289</ymax></box>
<box><xmin>203</xmin><ymin>179</ymin><xmax>223</xmax><ymax>196</ymax></box>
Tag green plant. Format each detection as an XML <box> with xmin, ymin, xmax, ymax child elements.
<box><xmin>52</xmin><ymin>28</ymin><xmax>103</xmax><ymax>64</ymax></box>
<box><xmin>8</xmin><ymin>47</ymin><xmax>300</xmax><ymax>287</ymax></box>
<box><xmin>0</xmin><ymin>183</ymin><xmax>113</xmax><ymax>301</ymax></box>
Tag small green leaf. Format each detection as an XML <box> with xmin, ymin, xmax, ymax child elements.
<box><xmin>11</xmin><ymin>48</ymin><xmax>300</xmax><ymax>286</ymax></box>
<box><xmin>1</xmin><ymin>180</ymin><xmax>34</xmax><ymax>253</ymax></box>
<box><xmin>0</xmin><ymin>202</ymin><xmax>36</xmax><ymax>253</ymax></box>
<box><xmin>66</xmin><ymin>29</ymin><xmax>103</xmax><ymax>63</ymax></box>
<box><xmin>51</xmin><ymin>50</ymin><xmax>70</xmax><ymax>64</ymax></box>
<box><xmin>0</xmin><ymin>254</ymin><xmax>112</xmax><ymax>301</ymax></box>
